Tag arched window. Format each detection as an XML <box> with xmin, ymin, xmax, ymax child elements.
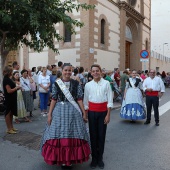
<box><xmin>125</xmin><ymin>26</ymin><xmax>132</xmax><ymax>40</ymax></box>
<box><xmin>64</xmin><ymin>25</ymin><xmax>71</xmax><ymax>42</ymax></box>
<box><xmin>101</xmin><ymin>19</ymin><xmax>105</xmax><ymax>44</ymax></box>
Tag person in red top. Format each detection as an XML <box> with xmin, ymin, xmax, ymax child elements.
<box><xmin>114</xmin><ymin>68</ymin><xmax>120</xmax><ymax>87</ymax></box>
<box><xmin>140</xmin><ymin>71</ymin><xmax>146</xmax><ymax>81</ymax></box>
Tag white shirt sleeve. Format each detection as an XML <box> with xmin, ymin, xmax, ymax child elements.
<box><xmin>106</xmin><ymin>82</ymin><xmax>114</xmax><ymax>108</ymax></box>
<box><xmin>159</xmin><ymin>78</ymin><xmax>165</xmax><ymax>92</ymax></box>
<box><xmin>38</xmin><ymin>75</ymin><xmax>42</xmax><ymax>85</ymax></box>
<box><xmin>143</xmin><ymin>79</ymin><xmax>147</xmax><ymax>92</ymax></box>
<box><xmin>83</xmin><ymin>84</ymin><xmax>89</xmax><ymax>110</ymax></box>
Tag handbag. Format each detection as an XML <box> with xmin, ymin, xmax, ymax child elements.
<box><xmin>39</xmin><ymin>86</ymin><xmax>48</xmax><ymax>93</ymax></box>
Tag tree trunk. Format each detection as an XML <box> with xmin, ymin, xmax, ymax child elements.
<box><xmin>0</xmin><ymin>49</ymin><xmax>8</xmax><ymax>91</ymax></box>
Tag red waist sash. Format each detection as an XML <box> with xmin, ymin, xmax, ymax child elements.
<box><xmin>89</xmin><ymin>102</ymin><xmax>107</xmax><ymax>112</ymax></box>
<box><xmin>146</xmin><ymin>91</ymin><xmax>159</xmax><ymax>96</ymax></box>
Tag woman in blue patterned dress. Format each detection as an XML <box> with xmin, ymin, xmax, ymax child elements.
<box><xmin>41</xmin><ymin>63</ymin><xmax>91</xmax><ymax>168</ymax></box>
<box><xmin>120</xmin><ymin>70</ymin><xmax>146</xmax><ymax>121</ymax></box>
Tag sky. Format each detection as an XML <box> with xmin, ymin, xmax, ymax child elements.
<box><xmin>151</xmin><ymin>0</ymin><xmax>170</xmax><ymax>57</ymax></box>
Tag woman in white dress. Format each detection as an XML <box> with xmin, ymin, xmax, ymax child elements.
<box><xmin>120</xmin><ymin>70</ymin><xmax>146</xmax><ymax>121</ymax></box>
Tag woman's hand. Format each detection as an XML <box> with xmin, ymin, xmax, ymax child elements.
<box><xmin>47</xmin><ymin>114</ymin><xmax>52</xmax><ymax>126</ymax></box>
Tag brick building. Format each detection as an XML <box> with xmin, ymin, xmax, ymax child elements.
<box><xmin>10</xmin><ymin>0</ymin><xmax>151</xmax><ymax>71</ymax></box>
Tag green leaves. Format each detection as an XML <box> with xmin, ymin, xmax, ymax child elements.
<box><xmin>0</xmin><ymin>0</ymin><xmax>95</xmax><ymax>54</ymax></box>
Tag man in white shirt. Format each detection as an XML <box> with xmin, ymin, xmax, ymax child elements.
<box><xmin>46</xmin><ymin>65</ymin><xmax>52</xmax><ymax>76</ymax></box>
<box><xmin>84</xmin><ymin>64</ymin><xmax>113</xmax><ymax>169</ymax></box>
<box><xmin>143</xmin><ymin>69</ymin><xmax>165</xmax><ymax>126</ymax></box>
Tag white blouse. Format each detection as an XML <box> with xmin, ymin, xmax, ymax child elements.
<box><xmin>20</xmin><ymin>77</ymin><xmax>31</xmax><ymax>91</ymax></box>
<box><xmin>83</xmin><ymin>78</ymin><xmax>113</xmax><ymax>110</ymax></box>
<box><xmin>38</xmin><ymin>75</ymin><xmax>50</xmax><ymax>91</ymax></box>
<box><xmin>143</xmin><ymin>76</ymin><xmax>165</xmax><ymax>92</ymax></box>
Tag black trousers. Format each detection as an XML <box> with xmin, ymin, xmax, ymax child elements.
<box><xmin>146</xmin><ymin>96</ymin><xmax>159</xmax><ymax>123</ymax></box>
<box><xmin>88</xmin><ymin>111</ymin><xmax>107</xmax><ymax>162</ymax></box>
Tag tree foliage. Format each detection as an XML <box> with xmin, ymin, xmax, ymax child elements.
<box><xmin>0</xmin><ymin>0</ymin><xmax>94</xmax><ymax>54</ymax></box>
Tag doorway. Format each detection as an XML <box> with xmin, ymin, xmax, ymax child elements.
<box><xmin>125</xmin><ymin>41</ymin><xmax>131</xmax><ymax>69</ymax></box>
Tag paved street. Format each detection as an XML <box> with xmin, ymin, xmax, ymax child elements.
<box><xmin>1</xmin><ymin>89</ymin><xmax>170</xmax><ymax>170</ymax></box>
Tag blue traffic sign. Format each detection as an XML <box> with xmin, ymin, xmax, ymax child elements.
<box><xmin>140</xmin><ymin>50</ymin><xmax>149</xmax><ymax>58</ymax></box>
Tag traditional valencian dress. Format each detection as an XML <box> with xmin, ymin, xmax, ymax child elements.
<box><xmin>120</xmin><ymin>77</ymin><xmax>146</xmax><ymax>120</ymax></box>
<box><xmin>41</xmin><ymin>79</ymin><xmax>91</xmax><ymax>166</ymax></box>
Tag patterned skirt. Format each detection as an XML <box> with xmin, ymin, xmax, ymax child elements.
<box><xmin>41</xmin><ymin>102</ymin><xmax>91</xmax><ymax>166</ymax></box>
<box><xmin>22</xmin><ymin>91</ymin><xmax>34</xmax><ymax>112</ymax></box>
<box><xmin>120</xmin><ymin>88</ymin><xmax>146</xmax><ymax>120</ymax></box>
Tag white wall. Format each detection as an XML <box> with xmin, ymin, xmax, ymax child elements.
<box><xmin>94</xmin><ymin>49</ymin><xmax>119</xmax><ymax>70</ymax></box>
<box><xmin>55</xmin><ymin>48</ymin><xmax>80</xmax><ymax>67</ymax></box>
<box><xmin>29</xmin><ymin>51</ymin><xmax>48</xmax><ymax>68</ymax></box>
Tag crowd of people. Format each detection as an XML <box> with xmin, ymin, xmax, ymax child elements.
<box><xmin>1</xmin><ymin>60</ymin><xmax>167</xmax><ymax>169</ymax></box>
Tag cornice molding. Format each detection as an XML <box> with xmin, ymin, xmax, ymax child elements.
<box><xmin>108</xmin><ymin>0</ymin><xmax>120</xmax><ymax>8</ymax></box>
<box><xmin>118</xmin><ymin>1</ymin><xmax>145</xmax><ymax>22</ymax></box>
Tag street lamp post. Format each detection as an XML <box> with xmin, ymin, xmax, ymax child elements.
<box><xmin>163</xmin><ymin>43</ymin><xmax>168</xmax><ymax>57</ymax></box>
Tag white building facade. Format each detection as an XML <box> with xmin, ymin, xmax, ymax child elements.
<box><xmin>7</xmin><ymin>0</ymin><xmax>151</xmax><ymax>71</ymax></box>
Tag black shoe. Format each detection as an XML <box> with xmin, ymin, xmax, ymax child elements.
<box><xmin>98</xmin><ymin>160</ymin><xmax>104</xmax><ymax>169</ymax></box>
<box><xmin>90</xmin><ymin>161</ymin><xmax>97</xmax><ymax>169</ymax></box>
<box><xmin>144</xmin><ymin>120</ymin><xmax>150</xmax><ymax>125</ymax></box>
<box><xmin>130</xmin><ymin>120</ymin><xmax>136</xmax><ymax>123</ymax></box>
<box><xmin>61</xmin><ymin>165</ymin><xmax>73</xmax><ymax>169</ymax></box>
<box><xmin>155</xmin><ymin>122</ymin><xmax>159</xmax><ymax>126</ymax></box>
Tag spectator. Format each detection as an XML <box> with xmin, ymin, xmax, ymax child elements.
<box><xmin>38</xmin><ymin>67</ymin><xmax>50</xmax><ymax>116</ymax></box>
<box><xmin>3</xmin><ymin>66</ymin><xmax>20</xmax><ymax>134</ymax></box>
<box><xmin>120</xmin><ymin>70</ymin><xmax>129</xmax><ymax>95</ymax></box>
<box><xmin>20</xmin><ymin>69</ymin><xmax>34</xmax><ymax>117</ymax></box>
<box><xmin>50</xmin><ymin>70</ymin><xmax>57</xmax><ymax>93</ymax></box>
<box><xmin>161</xmin><ymin>71</ymin><xmax>166</xmax><ymax>86</ymax></box>
<box><xmin>79</xmin><ymin>67</ymin><xmax>86</xmax><ymax>89</ymax></box>
<box><xmin>140</xmin><ymin>71</ymin><xmax>146</xmax><ymax>81</ymax></box>
<box><xmin>28</xmin><ymin>69</ymin><xmax>37</xmax><ymax>104</ymax></box>
<box><xmin>156</xmin><ymin>72</ymin><xmax>161</xmax><ymax>78</ymax></box>
<box><xmin>31</xmin><ymin>67</ymin><xmax>36</xmax><ymax>76</ymax></box>
<box><xmin>71</xmin><ymin>68</ymin><xmax>80</xmax><ymax>82</ymax></box>
<box><xmin>165</xmin><ymin>72</ymin><xmax>170</xmax><ymax>87</ymax></box>
<box><xmin>87</xmin><ymin>70</ymin><xmax>93</xmax><ymax>82</ymax></box>
<box><xmin>46</xmin><ymin>65</ymin><xmax>52</xmax><ymax>76</ymax></box>
<box><xmin>57</xmin><ymin>61</ymin><xmax>63</xmax><ymax>72</ymax></box>
<box><xmin>36</xmin><ymin>66</ymin><xmax>42</xmax><ymax>75</ymax></box>
<box><xmin>12</xmin><ymin>61</ymin><xmax>20</xmax><ymax>72</ymax></box>
<box><xmin>145</xmin><ymin>70</ymin><xmax>149</xmax><ymax>77</ymax></box>
<box><xmin>12</xmin><ymin>71</ymin><xmax>31</xmax><ymax>123</ymax></box>
<box><xmin>12</xmin><ymin>61</ymin><xmax>21</xmax><ymax>76</ymax></box>
<box><xmin>114</xmin><ymin>68</ymin><xmax>120</xmax><ymax>87</ymax></box>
